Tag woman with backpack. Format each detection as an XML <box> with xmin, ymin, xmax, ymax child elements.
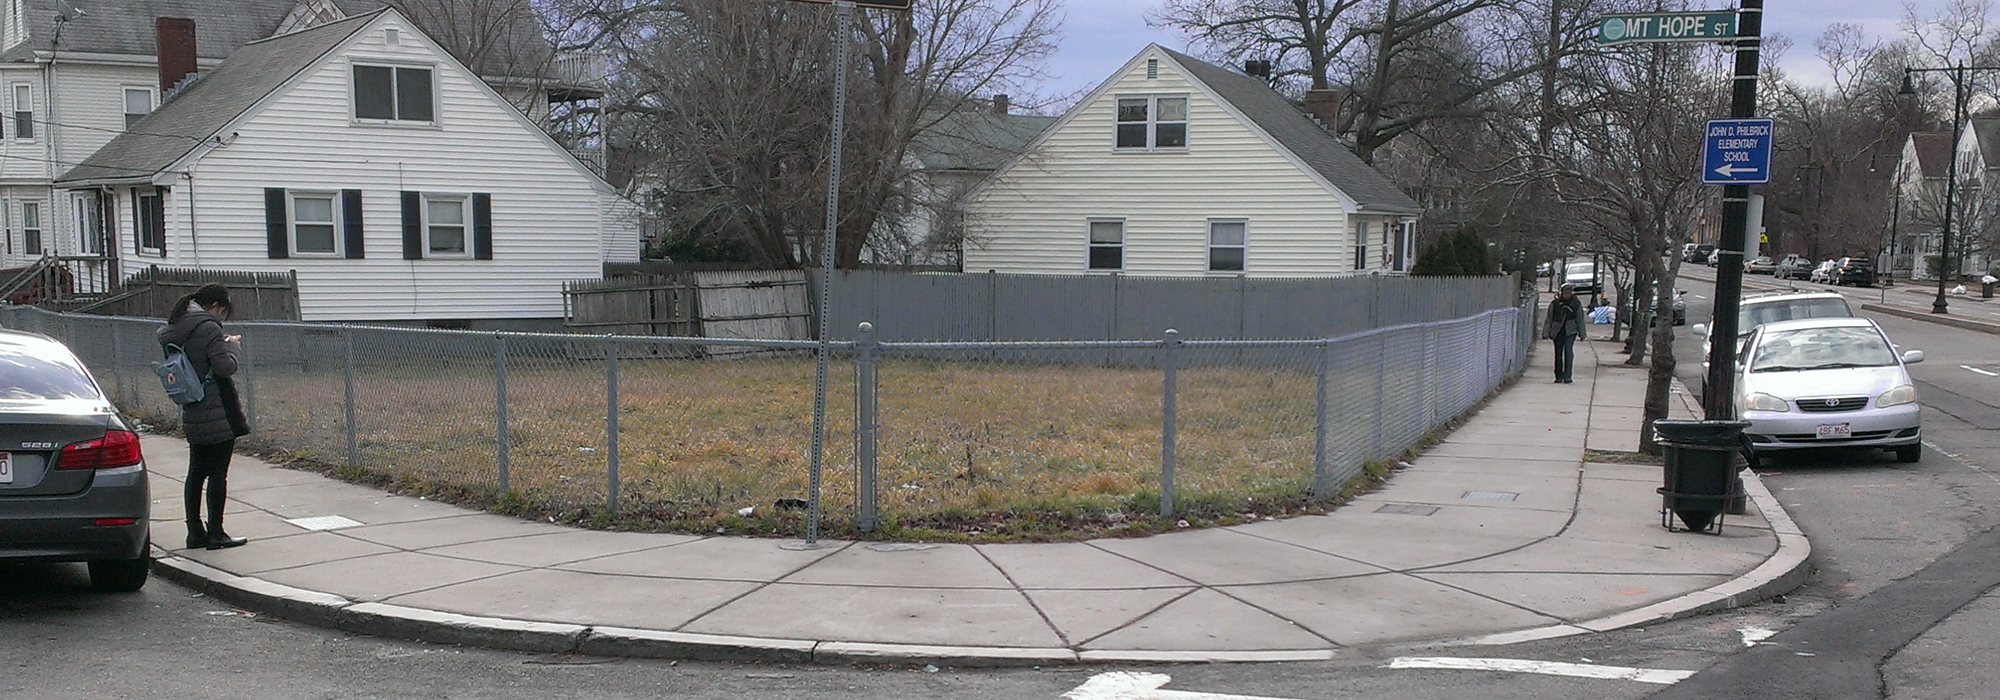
<box><xmin>158</xmin><ymin>284</ymin><xmax>251</xmax><ymax>550</ymax></box>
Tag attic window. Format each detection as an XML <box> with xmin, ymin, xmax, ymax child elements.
<box><xmin>385</xmin><ymin>28</ymin><xmax>401</xmax><ymax>46</ymax></box>
<box><xmin>1146</xmin><ymin>58</ymin><xmax>1158</xmax><ymax>79</ymax></box>
<box><xmin>1115</xmin><ymin>95</ymin><xmax>1187</xmax><ymax>150</ymax></box>
<box><xmin>353</xmin><ymin>64</ymin><xmax>435</xmax><ymax>122</ymax></box>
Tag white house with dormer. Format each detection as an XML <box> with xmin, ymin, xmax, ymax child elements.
<box><xmin>54</xmin><ymin>7</ymin><xmax>637</xmax><ymax>327</ymax></box>
<box><xmin>962</xmin><ymin>45</ymin><xmax>1422</xmax><ymax>278</ymax></box>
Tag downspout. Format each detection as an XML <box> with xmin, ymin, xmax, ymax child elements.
<box><xmin>183</xmin><ymin>168</ymin><xmax>200</xmax><ymax>266</ymax></box>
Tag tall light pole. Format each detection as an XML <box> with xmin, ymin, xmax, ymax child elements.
<box><xmin>1901</xmin><ymin>64</ymin><xmax>1998</xmax><ymax>314</ymax></box>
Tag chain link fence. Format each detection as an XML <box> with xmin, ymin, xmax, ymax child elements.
<box><xmin>4</xmin><ymin>296</ymin><xmax>1534</xmax><ymax>537</ymax></box>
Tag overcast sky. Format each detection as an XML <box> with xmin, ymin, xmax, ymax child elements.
<box><xmin>1035</xmin><ymin>0</ymin><xmax>1942</xmax><ymax>110</ymax></box>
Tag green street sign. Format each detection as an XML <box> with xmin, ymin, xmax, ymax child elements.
<box><xmin>1596</xmin><ymin>11</ymin><xmax>1737</xmax><ymax>44</ymax></box>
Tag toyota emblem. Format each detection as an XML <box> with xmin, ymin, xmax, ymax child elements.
<box><xmin>1823</xmin><ymin>398</ymin><xmax>1840</xmax><ymax>407</ymax></box>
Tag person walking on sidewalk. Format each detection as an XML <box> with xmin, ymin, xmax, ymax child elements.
<box><xmin>158</xmin><ymin>284</ymin><xmax>251</xmax><ymax>550</ymax></box>
<box><xmin>1544</xmin><ymin>284</ymin><xmax>1583</xmax><ymax>383</ymax></box>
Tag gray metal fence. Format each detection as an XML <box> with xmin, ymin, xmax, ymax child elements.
<box><xmin>4</xmin><ymin>297</ymin><xmax>1534</xmax><ymax>535</ymax></box>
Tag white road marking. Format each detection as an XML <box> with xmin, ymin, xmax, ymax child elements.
<box><xmin>1739</xmin><ymin>626</ymin><xmax>1778</xmax><ymax>647</ymax></box>
<box><xmin>1063</xmin><ymin>672</ymin><xmax>1301</xmax><ymax>700</ymax></box>
<box><xmin>1925</xmin><ymin>440</ymin><xmax>2000</xmax><ymax>488</ymax></box>
<box><xmin>1692</xmin><ymin>294</ymin><xmax>1707</xmax><ymax>300</ymax></box>
<box><xmin>1386</xmin><ymin>657</ymin><xmax>1695</xmax><ymax>685</ymax></box>
<box><xmin>1962</xmin><ymin>365</ymin><xmax>1999</xmax><ymax>377</ymax></box>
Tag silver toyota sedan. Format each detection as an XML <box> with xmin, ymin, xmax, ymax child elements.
<box><xmin>1734</xmin><ymin>317</ymin><xmax>1923</xmax><ymax>465</ymax></box>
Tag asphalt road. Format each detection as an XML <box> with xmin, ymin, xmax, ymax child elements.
<box><xmin>1654</xmin><ymin>268</ymin><xmax>2000</xmax><ymax>700</ymax></box>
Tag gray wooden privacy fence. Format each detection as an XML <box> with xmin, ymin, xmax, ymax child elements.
<box><xmin>68</xmin><ymin>265</ymin><xmax>300</xmax><ymax>321</ymax></box>
<box><xmin>5</xmin><ymin>290</ymin><xmax>1535</xmax><ymax>534</ymax></box>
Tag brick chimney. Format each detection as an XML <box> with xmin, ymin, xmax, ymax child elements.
<box><xmin>991</xmin><ymin>94</ymin><xmax>1009</xmax><ymax>116</ymax></box>
<box><xmin>157</xmin><ymin>17</ymin><xmax>198</xmax><ymax>94</ymax></box>
<box><xmin>1303</xmin><ymin>89</ymin><xmax>1342</xmax><ymax>130</ymax></box>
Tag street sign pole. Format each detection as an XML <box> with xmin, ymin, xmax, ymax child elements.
<box><xmin>1702</xmin><ymin>0</ymin><xmax>1763</xmax><ymax>421</ymax></box>
<box><xmin>804</xmin><ymin>0</ymin><xmax>855</xmax><ymax>546</ymax></box>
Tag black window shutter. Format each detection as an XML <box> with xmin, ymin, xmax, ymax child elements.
<box><xmin>400</xmin><ymin>190</ymin><xmax>422</xmax><ymax>260</ymax></box>
<box><xmin>341</xmin><ymin>189</ymin><xmax>365</xmax><ymax>259</ymax></box>
<box><xmin>472</xmin><ymin>193</ymin><xmax>492</xmax><ymax>260</ymax></box>
<box><xmin>264</xmin><ymin>188</ymin><xmax>288</xmax><ymax>259</ymax></box>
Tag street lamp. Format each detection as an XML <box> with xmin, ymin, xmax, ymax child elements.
<box><xmin>1869</xmin><ymin>153</ymin><xmax>1902</xmax><ymax>287</ymax></box>
<box><xmin>1901</xmin><ymin>64</ymin><xmax>1999</xmax><ymax>314</ymax></box>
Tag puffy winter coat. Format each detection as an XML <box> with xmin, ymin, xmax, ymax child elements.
<box><xmin>158</xmin><ymin>304</ymin><xmax>244</xmax><ymax>445</ymax></box>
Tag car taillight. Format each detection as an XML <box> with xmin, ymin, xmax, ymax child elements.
<box><xmin>56</xmin><ymin>430</ymin><xmax>143</xmax><ymax>470</ymax></box>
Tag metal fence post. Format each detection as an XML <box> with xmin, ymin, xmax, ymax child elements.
<box><xmin>342</xmin><ymin>325</ymin><xmax>357</xmax><ymax>468</ymax></box>
<box><xmin>109</xmin><ymin>321</ymin><xmax>125</xmax><ymax>409</ymax></box>
<box><xmin>1424</xmin><ymin>323</ymin><xmax>1439</xmax><ymax>429</ymax></box>
<box><xmin>855</xmin><ymin>322</ymin><xmax>879</xmax><ymax>532</ymax></box>
<box><xmin>605</xmin><ymin>336</ymin><xmax>620</xmax><ymax>514</ymax></box>
<box><xmin>1373</xmin><ymin>330</ymin><xmax>1386</xmax><ymax>461</ymax></box>
<box><xmin>240</xmin><ymin>333</ymin><xmax>257</xmax><ymax>432</ymax></box>
<box><xmin>494</xmin><ymin>333</ymin><xmax>510</xmax><ymax>494</ymax></box>
<box><xmin>1311</xmin><ymin>339</ymin><xmax>1330</xmax><ymax>497</ymax></box>
<box><xmin>1160</xmin><ymin>328</ymin><xmax>1179</xmax><ymax>518</ymax></box>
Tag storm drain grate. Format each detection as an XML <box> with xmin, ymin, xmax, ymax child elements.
<box><xmin>1375</xmin><ymin>503</ymin><xmax>1440</xmax><ymax>516</ymax></box>
<box><xmin>1462</xmin><ymin>491</ymin><xmax>1520</xmax><ymax>502</ymax></box>
<box><xmin>285</xmin><ymin>515</ymin><xmax>364</xmax><ymax>531</ymax></box>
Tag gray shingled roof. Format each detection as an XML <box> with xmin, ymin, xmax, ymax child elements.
<box><xmin>56</xmin><ymin>12</ymin><xmax>377</xmax><ymax>185</ymax></box>
<box><xmin>1911</xmin><ymin>132</ymin><xmax>1952</xmax><ymax>178</ymax></box>
<box><xmin>1972</xmin><ymin>117</ymin><xmax>2000</xmax><ymax>170</ymax></box>
<box><xmin>3</xmin><ymin>1</ymin><xmax>549</xmax><ymax>78</ymax></box>
<box><xmin>913</xmin><ymin>110</ymin><xmax>1056</xmax><ymax>172</ymax></box>
<box><xmin>1160</xmin><ymin>48</ymin><xmax>1421</xmax><ymax>215</ymax></box>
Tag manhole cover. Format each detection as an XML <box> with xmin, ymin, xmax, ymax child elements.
<box><xmin>1375</xmin><ymin>503</ymin><xmax>1440</xmax><ymax>516</ymax></box>
<box><xmin>1462</xmin><ymin>491</ymin><xmax>1520</xmax><ymax>502</ymax></box>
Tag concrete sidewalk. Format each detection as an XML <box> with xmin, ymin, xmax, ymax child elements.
<box><xmin>139</xmin><ymin>339</ymin><xmax>1808</xmax><ymax>666</ymax></box>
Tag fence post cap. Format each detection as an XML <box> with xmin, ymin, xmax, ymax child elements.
<box><xmin>857</xmin><ymin>321</ymin><xmax>874</xmax><ymax>332</ymax></box>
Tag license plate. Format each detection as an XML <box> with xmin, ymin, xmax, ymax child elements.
<box><xmin>0</xmin><ymin>453</ymin><xmax>11</xmax><ymax>484</ymax></box>
<box><xmin>1817</xmin><ymin>423</ymin><xmax>1853</xmax><ymax>439</ymax></box>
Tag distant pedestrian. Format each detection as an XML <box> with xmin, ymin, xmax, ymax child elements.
<box><xmin>1544</xmin><ymin>284</ymin><xmax>1583</xmax><ymax>383</ymax></box>
<box><xmin>158</xmin><ymin>283</ymin><xmax>251</xmax><ymax>550</ymax></box>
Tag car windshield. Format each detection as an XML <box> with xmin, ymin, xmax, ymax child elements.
<box><xmin>1749</xmin><ymin>327</ymin><xmax>1898</xmax><ymax>372</ymax></box>
<box><xmin>1737</xmin><ymin>298</ymin><xmax>1852</xmax><ymax>333</ymax></box>
<box><xmin>0</xmin><ymin>342</ymin><xmax>101</xmax><ymax>402</ymax></box>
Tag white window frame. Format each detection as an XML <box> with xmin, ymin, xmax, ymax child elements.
<box><xmin>422</xmin><ymin>193</ymin><xmax>471</xmax><ymax>258</ymax></box>
<box><xmin>288</xmin><ymin>191</ymin><xmax>343</xmax><ymax>257</ymax></box>
<box><xmin>1086</xmin><ymin>218</ymin><xmax>1125</xmax><ymax>271</ymax></box>
<box><xmin>11</xmin><ymin>82</ymin><xmax>31</xmax><ymax>140</ymax></box>
<box><xmin>134</xmin><ymin>189</ymin><xmax>165</xmax><ymax>257</ymax></box>
<box><xmin>1113</xmin><ymin>94</ymin><xmax>1189</xmax><ymax>151</ymax></box>
<box><xmin>122</xmin><ymin>86</ymin><xmax>154</xmax><ymax>130</ymax></box>
<box><xmin>21</xmin><ymin>201</ymin><xmax>40</xmax><ymax>255</ymax></box>
<box><xmin>1354</xmin><ymin>220</ymin><xmax>1370</xmax><ymax>271</ymax></box>
<box><xmin>1398</xmin><ymin>221</ymin><xmax>1417</xmax><ymax>272</ymax></box>
<box><xmin>350</xmin><ymin>62</ymin><xmax>438</xmax><ymax>125</ymax></box>
<box><xmin>1207</xmin><ymin>219</ymin><xmax>1246</xmax><ymax>273</ymax></box>
<box><xmin>72</xmin><ymin>192</ymin><xmax>104</xmax><ymax>255</ymax></box>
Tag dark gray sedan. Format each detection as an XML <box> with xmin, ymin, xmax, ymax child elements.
<box><xmin>0</xmin><ymin>329</ymin><xmax>150</xmax><ymax>591</ymax></box>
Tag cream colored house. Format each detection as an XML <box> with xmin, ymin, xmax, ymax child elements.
<box><xmin>962</xmin><ymin>45</ymin><xmax>1421</xmax><ymax>277</ymax></box>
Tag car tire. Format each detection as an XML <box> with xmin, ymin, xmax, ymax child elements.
<box><xmin>1743</xmin><ymin>448</ymin><xmax>1762</xmax><ymax>470</ymax></box>
<box><xmin>1895</xmin><ymin>444</ymin><xmax>1921</xmax><ymax>463</ymax></box>
<box><xmin>88</xmin><ymin>544</ymin><xmax>150</xmax><ymax>593</ymax></box>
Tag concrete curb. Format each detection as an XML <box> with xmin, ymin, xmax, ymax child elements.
<box><xmin>1861</xmin><ymin>303</ymin><xmax>2000</xmax><ymax>336</ymax></box>
<box><xmin>1443</xmin><ymin>465</ymin><xmax>1810</xmax><ymax>647</ymax></box>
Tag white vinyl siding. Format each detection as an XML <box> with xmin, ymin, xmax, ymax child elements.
<box><xmin>966</xmin><ymin>50</ymin><xmax>1354</xmax><ymax>277</ymax></box>
<box><xmin>140</xmin><ymin>12</ymin><xmax>618</xmax><ymax>321</ymax></box>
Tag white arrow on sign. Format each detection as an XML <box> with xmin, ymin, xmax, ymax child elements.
<box><xmin>1063</xmin><ymin>672</ymin><xmax>1305</xmax><ymax>700</ymax></box>
<box><xmin>1712</xmin><ymin>164</ymin><xmax>1759</xmax><ymax>177</ymax></box>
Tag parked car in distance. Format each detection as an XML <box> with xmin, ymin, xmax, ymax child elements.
<box><xmin>1774</xmin><ymin>254</ymin><xmax>1812</xmax><ymax>280</ymax></box>
<box><xmin>1834</xmin><ymin>257</ymin><xmax>1875</xmax><ymax>287</ymax></box>
<box><xmin>1686</xmin><ymin>244</ymin><xmax>1716</xmax><ymax>263</ymax></box>
<box><xmin>1809</xmin><ymin>260</ymin><xmax>1839</xmax><ymax>285</ymax></box>
<box><xmin>1734</xmin><ymin>317</ymin><xmax>1923</xmax><ymax>465</ymax></box>
<box><xmin>0</xmin><ymin>330</ymin><xmax>150</xmax><ymax>592</ymax></box>
<box><xmin>1707</xmin><ymin>249</ymin><xmax>1723</xmax><ymax>266</ymax></box>
<box><xmin>1745</xmin><ymin>256</ymin><xmax>1778</xmax><ymax>275</ymax></box>
<box><xmin>1563</xmin><ymin>261</ymin><xmax>1602</xmax><ymax>294</ymax></box>
<box><xmin>1692</xmin><ymin>291</ymin><xmax>1856</xmax><ymax>367</ymax></box>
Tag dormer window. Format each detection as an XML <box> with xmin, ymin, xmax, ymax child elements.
<box><xmin>1115</xmin><ymin>95</ymin><xmax>1187</xmax><ymax>150</ymax></box>
<box><xmin>353</xmin><ymin>64</ymin><xmax>434</xmax><ymax>122</ymax></box>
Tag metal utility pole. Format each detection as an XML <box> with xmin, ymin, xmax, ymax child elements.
<box><xmin>1700</xmin><ymin>0</ymin><xmax>1762</xmax><ymax>420</ymax></box>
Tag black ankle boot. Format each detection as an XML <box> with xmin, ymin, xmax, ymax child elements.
<box><xmin>205</xmin><ymin>526</ymin><xmax>248</xmax><ymax>550</ymax></box>
<box><xmin>186</xmin><ymin>524</ymin><xmax>210</xmax><ymax>550</ymax></box>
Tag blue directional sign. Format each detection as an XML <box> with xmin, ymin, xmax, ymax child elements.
<box><xmin>1703</xmin><ymin>118</ymin><xmax>1774</xmax><ymax>185</ymax></box>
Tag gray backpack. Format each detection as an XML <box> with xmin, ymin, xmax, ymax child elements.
<box><xmin>151</xmin><ymin>343</ymin><xmax>210</xmax><ymax>405</ymax></box>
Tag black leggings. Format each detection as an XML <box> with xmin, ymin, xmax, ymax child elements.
<box><xmin>186</xmin><ymin>439</ymin><xmax>235</xmax><ymax>531</ymax></box>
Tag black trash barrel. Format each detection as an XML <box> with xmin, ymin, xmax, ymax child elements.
<box><xmin>1653</xmin><ymin>420</ymin><xmax>1748</xmax><ymax>533</ymax></box>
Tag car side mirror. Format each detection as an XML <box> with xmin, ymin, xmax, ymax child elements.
<box><xmin>1903</xmin><ymin>350</ymin><xmax>1925</xmax><ymax>364</ymax></box>
<box><xmin>1691</xmin><ymin>323</ymin><xmax>1708</xmax><ymax>337</ymax></box>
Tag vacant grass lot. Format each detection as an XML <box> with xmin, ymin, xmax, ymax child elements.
<box><xmin>195</xmin><ymin>352</ymin><xmax>1332</xmax><ymax>541</ymax></box>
